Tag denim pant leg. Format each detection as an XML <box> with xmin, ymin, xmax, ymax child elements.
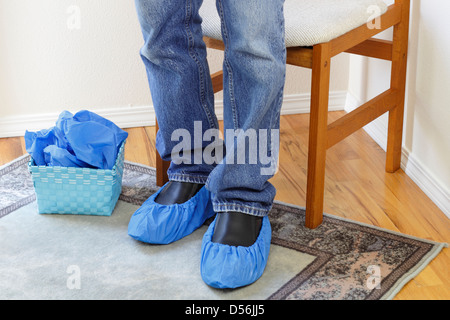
<box><xmin>205</xmin><ymin>0</ymin><xmax>287</xmax><ymax>217</ymax></box>
<box><xmin>135</xmin><ymin>0</ymin><xmax>219</xmax><ymax>184</ymax></box>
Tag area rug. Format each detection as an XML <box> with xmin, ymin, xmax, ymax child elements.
<box><xmin>0</xmin><ymin>155</ymin><xmax>446</xmax><ymax>300</ymax></box>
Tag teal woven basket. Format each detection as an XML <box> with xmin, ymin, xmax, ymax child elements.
<box><xmin>28</xmin><ymin>141</ymin><xmax>126</xmax><ymax>216</ymax></box>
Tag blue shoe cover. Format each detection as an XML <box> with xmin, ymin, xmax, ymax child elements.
<box><xmin>127</xmin><ymin>183</ymin><xmax>215</xmax><ymax>245</ymax></box>
<box><xmin>200</xmin><ymin>215</ymin><xmax>271</xmax><ymax>289</ymax></box>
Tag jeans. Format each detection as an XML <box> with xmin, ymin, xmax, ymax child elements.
<box><xmin>135</xmin><ymin>0</ymin><xmax>286</xmax><ymax>217</ymax></box>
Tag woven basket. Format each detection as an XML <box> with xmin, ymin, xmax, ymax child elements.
<box><xmin>28</xmin><ymin>141</ymin><xmax>126</xmax><ymax>216</ymax></box>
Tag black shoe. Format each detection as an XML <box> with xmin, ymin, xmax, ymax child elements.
<box><xmin>154</xmin><ymin>181</ymin><xmax>205</xmax><ymax>205</ymax></box>
<box><xmin>211</xmin><ymin>211</ymin><xmax>263</xmax><ymax>247</ymax></box>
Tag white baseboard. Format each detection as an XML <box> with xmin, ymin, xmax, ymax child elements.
<box><xmin>0</xmin><ymin>91</ymin><xmax>347</xmax><ymax>138</ymax></box>
<box><xmin>401</xmin><ymin>149</ymin><xmax>450</xmax><ymax>219</ymax></box>
<box><xmin>281</xmin><ymin>90</ymin><xmax>348</xmax><ymax>114</ymax></box>
<box><xmin>345</xmin><ymin>92</ymin><xmax>450</xmax><ymax>219</ymax></box>
<box><xmin>0</xmin><ymin>106</ymin><xmax>157</xmax><ymax>139</ymax></box>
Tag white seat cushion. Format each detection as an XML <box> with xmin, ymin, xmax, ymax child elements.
<box><xmin>200</xmin><ymin>0</ymin><xmax>388</xmax><ymax>47</ymax></box>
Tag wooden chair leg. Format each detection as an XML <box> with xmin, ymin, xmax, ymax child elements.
<box><xmin>305</xmin><ymin>43</ymin><xmax>331</xmax><ymax>229</ymax></box>
<box><xmin>211</xmin><ymin>70</ymin><xmax>224</xmax><ymax>93</ymax></box>
<box><xmin>155</xmin><ymin>119</ymin><xmax>170</xmax><ymax>187</ymax></box>
<box><xmin>386</xmin><ymin>0</ymin><xmax>410</xmax><ymax>173</ymax></box>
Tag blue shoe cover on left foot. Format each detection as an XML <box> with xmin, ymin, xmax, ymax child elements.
<box><xmin>200</xmin><ymin>215</ymin><xmax>271</xmax><ymax>289</ymax></box>
<box><xmin>128</xmin><ymin>183</ymin><xmax>215</xmax><ymax>245</ymax></box>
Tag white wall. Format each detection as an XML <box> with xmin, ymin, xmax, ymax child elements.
<box><xmin>347</xmin><ymin>0</ymin><xmax>450</xmax><ymax>217</ymax></box>
<box><xmin>0</xmin><ymin>0</ymin><xmax>349</xmax><ymax>135</ymax></box>
<box><xmin>0</xmin><ymin>0</ymin><xmax>151</xmax><ymax>117</ymax></box>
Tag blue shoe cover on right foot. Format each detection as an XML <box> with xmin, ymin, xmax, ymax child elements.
<box><xmin>200</xmin><ymin>215</ymin><xmax>272</xmax><ymax>289</ymax></box>
<box><xmin>127</xmin><ymin>183</ymin><xmax>215</xmax><ymax>245</ymax></box>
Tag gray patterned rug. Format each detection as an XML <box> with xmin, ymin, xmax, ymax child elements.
<box><xmin>0</xmin><ymin>155</ymin><xmax>446</xmax><ymax>300</ymax></box>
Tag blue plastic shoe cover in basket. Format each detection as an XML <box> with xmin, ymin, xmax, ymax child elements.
<box><xmin>200</xmin><ymin>215</ymin><xmax>272</xmax><ymax>289</ymax></box>
<box><xmin>128</xmin><ymin>183</ymin><xmax>216</xmax><ymax>245</ymax></box>
<box><xmin>25</xmin><ymin>110</ymin><xmax>128</xmax><ymax>170</ymax></box>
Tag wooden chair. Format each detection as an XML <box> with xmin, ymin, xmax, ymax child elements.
<box><xmin>155</xmin><ymin>0</ymin><xmax>410</xmax><ymax>229</ymax></box>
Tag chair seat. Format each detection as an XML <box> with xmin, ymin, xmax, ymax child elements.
<box><xmin>200</xmin><ymin>0</ymin><xmax>388</xmax><ymax>47</ymax></box>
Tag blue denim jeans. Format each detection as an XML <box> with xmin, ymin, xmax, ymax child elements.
<box><xmin>135</xmin><ymin>0</ymin><xmax>286</xmax><ymax>217</ymax></box>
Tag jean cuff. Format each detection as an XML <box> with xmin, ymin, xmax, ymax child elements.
<box><xmin>168</xmin><ymin>173</ymin><xmax>209</xmax><ymax>184</ymax></box>
<box><xmin>212</xmin><ymin>201</ymin><xmax>271</xmax><ymax>217</ymax></box>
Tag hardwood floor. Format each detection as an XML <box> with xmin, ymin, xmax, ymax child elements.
<box><xmin>1</xmin><ymin>111</ymin><xmax>448</xmax><ymax>300</ymax></box>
